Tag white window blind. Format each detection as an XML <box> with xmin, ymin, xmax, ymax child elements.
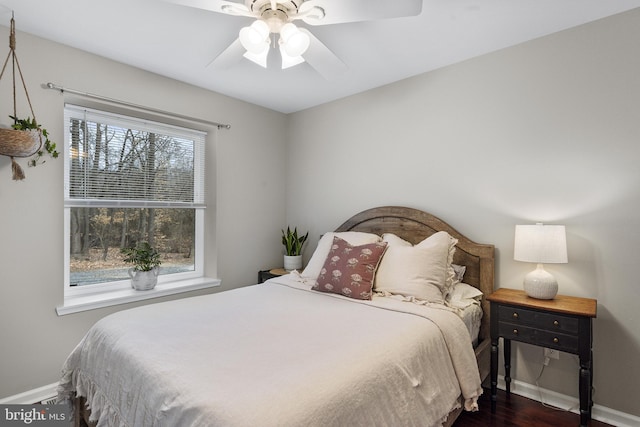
<box><xmin>64</xmin><ymin>104</ymin><xmax>206</xmax><ymax>208</ymax></box>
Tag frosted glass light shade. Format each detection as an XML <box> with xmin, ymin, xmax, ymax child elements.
<box><xmin>514</xmin><ymin>224</ymin><xmax>567</xmax><ymax>300</ymax></box>
<box><xmin>279</xmin><ymin>23</ymin><xmax>310</xmax><ymax>57</ymax></box>
<box><xmin>239</xmin><ymin>20</ymin><xmax>270</xmax><ymax>54</ymax></box>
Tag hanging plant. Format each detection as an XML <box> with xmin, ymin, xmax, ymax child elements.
<box><xmin>0</xmin><ymin>13</ymin><xmax>58</xmax><ymax>180</ymax></box>
<box><xmin>9</xmin><ymin>115</ymin><xmax>58</xmax><ymax>167</ymax></box>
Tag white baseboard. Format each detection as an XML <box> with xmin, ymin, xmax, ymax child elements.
<box><xmin>498</xmin><ymin>376</ymin><xmax>640</xmax><ymax>427</ymax></box>
<box><xmin>0</xmin><ymin>383</ymin><xmax>58</xmax><ymax>405</ymax></box>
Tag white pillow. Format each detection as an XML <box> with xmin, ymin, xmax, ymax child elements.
<box><xmin>452</xmin><ymin>264</ymin><xmax>466</xmax><ymax>284</ymax></box>
<box><xmin>301</xmin><ymin>231</ymin><xmax>383</xmax><ymax>281</ymax></box>
<box><xmin>447</xmin><ymin>282</ymin><xmax>484</xmax><ymax>309</ymax></box>
<box><xmin>374</xmin><ymin>231</ymin><xmax>457</xmax><ymax>304</ymax></box>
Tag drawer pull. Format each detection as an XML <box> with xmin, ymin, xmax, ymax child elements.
<box><xmin>513</xmin><ymin>329</ymin><xmax>519</xmax><ymax>335</ymax></box>
<box><xmin>512</xmin><ymin>312</ymin><xmax>519</xmax><ymax>319</ymax></box>
<box><xmin>553</xmin><ymin>337</ymin><xmax>559</xmax><ymax>344</ymax></box>
<box><xmin>553</xmin><ymin>320</ymin><xmax>559</xmax><ymax>327</ymax></box>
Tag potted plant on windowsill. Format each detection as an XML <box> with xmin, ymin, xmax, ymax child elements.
<box><xmin>282</xmin><ymin>227</ymin><xmax>308</xmax><ymax>271</ymax></box>
<box><xmin>121</xmin><ymin>242</ymin><xmax>162</xmax><ymax>291</ymax></box>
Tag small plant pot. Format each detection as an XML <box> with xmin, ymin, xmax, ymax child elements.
<box><xmin>284</xmin><ymin>255</ymin><xmax>303</xmax><ymax>272</ymax></box>
<box><xmin>128</xmin><ymin>267</ymin><xmax>159</xmax><ymax>291</ymax></box>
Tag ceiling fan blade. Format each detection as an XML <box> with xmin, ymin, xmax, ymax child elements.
<box><xmin>167</xmin><ymin>0</ymin><xmax>252</xmax><ymax>17</ymax></box>
<box><xmin>298</xmin><ymin>0</ymin><xmax>422</xmax><ymax>26</ymax></box>
<box><xmin>208</xmin><ymin>38</ymin><xmax>245</xmax><ymax>69</ymax></box>
<box><xmin>299</xmin><ymin>29</ymin><xmax>347</xmax><ymax>80</ymax></box>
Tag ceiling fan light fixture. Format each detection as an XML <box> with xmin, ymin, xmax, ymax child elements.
<box><xmin>279</xmin><ymin>22</ymin><xmax>310</xmax><ymax>57</ymax></box>
<box><xmin>239</xmin><ymin>20</ymin><xmax>270</xmax><ymax>54</ymax></box>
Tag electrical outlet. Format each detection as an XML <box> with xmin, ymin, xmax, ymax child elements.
<box><xmin>544</xmin><ymin>348</ymin><xmax>560</xmax><ymax>360</ymax></box>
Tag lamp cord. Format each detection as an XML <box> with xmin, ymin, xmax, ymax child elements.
<box><xmin>535</xmin><ymin>354</ymin><xmax>591</xmax><ymax>413</ymax></box>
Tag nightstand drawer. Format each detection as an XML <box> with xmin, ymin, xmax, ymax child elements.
<box><xmin>498</xmin><ymin>305</ymin><xmax>579</xmax><ymax>334</ymax></box>
<box><xmin>498</xmin><ymin>321</ymin><xmax>579</xmax><ymax>353</ymax></box>
<box><xmin>499</xmin><ymin>321</ymin><xmax>536</xmax><ymax>342</ymax></box>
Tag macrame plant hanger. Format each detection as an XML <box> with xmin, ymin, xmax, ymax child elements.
<box><xmin>0</xmin><ymin>13</ymin><xmax>42</xmax><ymax>180</ymax></box>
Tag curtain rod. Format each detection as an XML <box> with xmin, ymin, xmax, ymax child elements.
<box><xmin>45</xmin><ymin>82</ymin><xmax>231</xmax><ymax>130</ymax></box>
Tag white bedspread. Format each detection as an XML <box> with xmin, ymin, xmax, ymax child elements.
<box><xmin>58</xmin><ymin>275</ymin><xmax>482</xmax><ymax>427</ymax></box>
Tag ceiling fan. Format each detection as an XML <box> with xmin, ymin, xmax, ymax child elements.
<box><xmin>167</xmin><ymin>0</ymin><xmax>423</xmax><ymax>79</ymax></box>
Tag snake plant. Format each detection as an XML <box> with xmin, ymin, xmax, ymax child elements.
<box><xmin>281</xmin><ymin>227</ymin><xmax>309</xmax><ymax>256</ymax></box>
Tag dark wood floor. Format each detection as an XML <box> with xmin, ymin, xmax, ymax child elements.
<box><xmin>454</xmin><ymin>389</ymin><xmax>612</xmax><ymax>426</ymax></box>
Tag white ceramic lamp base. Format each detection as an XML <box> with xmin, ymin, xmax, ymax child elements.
<box><xmin>523</xmin><ymin>264</ymin><xmax>558</xmax><ymax>300</ymax></box>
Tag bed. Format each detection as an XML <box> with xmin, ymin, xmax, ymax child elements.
<box><xmin>58</xmin><ymin>206</ymin><xmax>495</xmax><ymax>427</ymax></box>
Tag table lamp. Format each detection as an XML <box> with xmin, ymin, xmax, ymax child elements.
<box><xmin>514</xmin><ymin>223</ymin><xmax>568</xmax><ymax>299</ymax></box>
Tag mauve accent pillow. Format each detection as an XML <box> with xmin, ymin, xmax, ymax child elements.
<box><xmin>374</xmin><ymin>231</ymin><xmax>458</xmax><ymax>304</ymax></box>
<box><xmin>302</xmin><ymin>232</ymin><xmax>383</xmax><ymax>281</ymax></box>
<box><xmin>312</xmin><ymin>236</ymin><xmax>388</xmax><ymax>300</ymax></box>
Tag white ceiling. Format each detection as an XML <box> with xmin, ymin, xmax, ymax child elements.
<box><xmin>1</xmin><ymin>0</ymin><xmax>639</xmax><ymax>113</ymax></box>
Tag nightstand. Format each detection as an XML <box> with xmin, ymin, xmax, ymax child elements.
<box><xmin>258</xmin><ymin>268</ymin><xmax>288</xmax><ymax>283</ymax></box>
<box><xmin>487</xmin><ymin>288</ymin><xmax>597</xmax><ymax>427</ymax></box>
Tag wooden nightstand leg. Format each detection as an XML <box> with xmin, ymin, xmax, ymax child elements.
<box><xmin>579</xmin><ymin>351</ymin><xmax>593</xmax><ymax>427</ymax></box>
<box><xmin>504</xmin><ymin>338</ymin><xmax>512</xmax><ymax>396</ymax></box>
<box><xmin>490</xmin><ymin>337</ymin><xmax>498</xmax><ymax>413</ymax></box>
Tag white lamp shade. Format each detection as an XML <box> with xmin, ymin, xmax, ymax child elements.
<box><xmin>514</xmin><ymin>224</ymin><xmax>567</xmax><ymax>264</ymax></box>
<box><xmin>239</xmin><ymin>20</ymin><xmax>270</xmax><ymax>54</ymax></box>
<box><xmin>514</xmin><ymin>223</ymin><xmax>567</xmax><ymax>299</ymax></box>
<box><xmin>279</xmin><ymin>23</ymin><xmax>310</xmax><ymax>57</ymax></box>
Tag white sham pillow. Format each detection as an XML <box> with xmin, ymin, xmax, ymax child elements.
<box><xmin>447</xmin><ymin>282</ymin><xmax>484</xmax><ymax>308</ymax></box>
<box><xmin>452</xmin><ymin>264</ymin><xmax>466</xmax><ymax>284</ymax></box>
<box><xmin>301</xmin><ymin>231</ymin><xmax>383</xmax><ymax>281</ymax></box>
<box><xmin>374</xmin><ymin>231</ymin><xmax>457</xmax><ymax>304</ymax></box>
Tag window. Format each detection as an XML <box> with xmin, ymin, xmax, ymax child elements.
<box><xmin>59</xmin><ymin>105</ymin><xmax>218</xmax><ymax>314</ymax></box>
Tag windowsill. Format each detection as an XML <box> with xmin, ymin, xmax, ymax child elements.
<box><xmin>56</xmin><ymin>277</ymin><xmax>221</xmax><ymax>316</ymax></box>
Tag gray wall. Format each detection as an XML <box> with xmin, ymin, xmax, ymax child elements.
<box><xmin>286</xmin><ymin>10</ymin><xmax>640</xmax><ymax>418</ymax></box>
<box><xmin>0</xmin><ymin>30</ymin><xmax>288</xmax><ymax>397</ymax></box>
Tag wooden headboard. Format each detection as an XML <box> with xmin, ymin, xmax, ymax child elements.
<box><xmin>335</xmin><ymin>206</ymin><xmax>495</xmax><ymax>345</ymax></box>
